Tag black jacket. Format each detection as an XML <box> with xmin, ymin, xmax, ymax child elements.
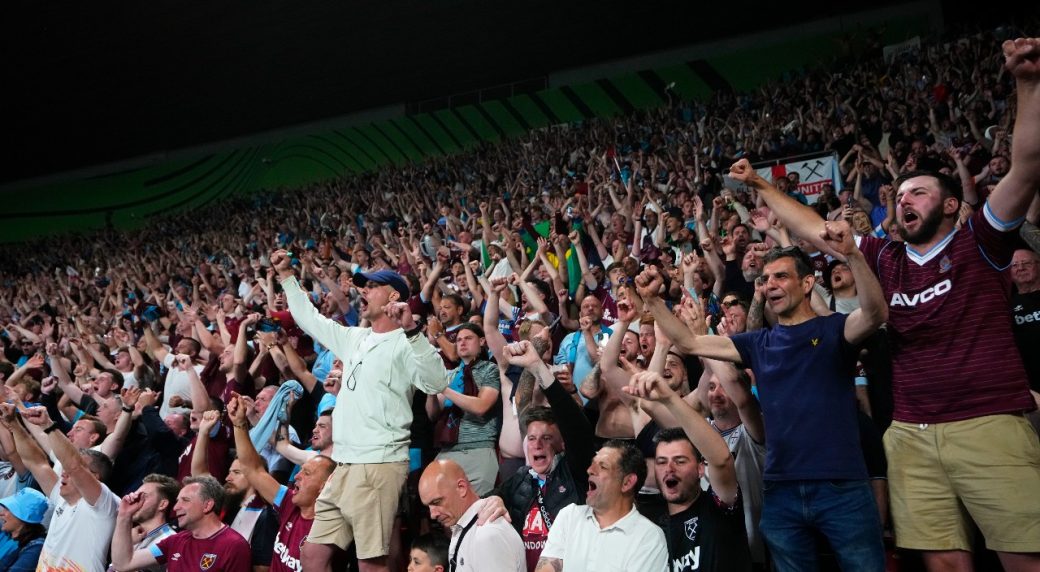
<box><xmin>495</xmin><ymin>380</ymin><xmax>595</xmax><ymax>533</ymax></box>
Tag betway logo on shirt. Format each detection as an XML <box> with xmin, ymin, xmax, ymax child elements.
<box><xmin>889</xmin><ymin>279</ymin><xmax>952</xmax><ymax>307</ymax></box>
<box><xmin>273</xmin><ymin>535</ymin><xmax>302</xmax><ymax>571</ymax></box>
<box><xmin>672</xmin><ymin>546</ymin><xmax>700</xmax><ymax>571</ymax></box>
<box><xmin>1016</xmin><ymin>310</ymin><xmax>1040</xmax><ymax>325</ymax></box>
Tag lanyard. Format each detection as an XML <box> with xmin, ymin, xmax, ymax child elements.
<box><xmin>534</xmin><ymin>476</ymin><xmax>554</xmax><ymax>530</ymax></box>
<box><xmin>449</xmin><ymin>518</ymin><xmax>478</xmax><ymax>572</ymax></box>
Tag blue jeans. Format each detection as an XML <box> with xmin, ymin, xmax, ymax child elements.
<box><xmin>760</xmin><ymin>479</ymin><xmax>884</xmax><ymax>572</ymax></box>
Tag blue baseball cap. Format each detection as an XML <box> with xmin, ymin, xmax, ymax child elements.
<box><xmin>352</xmin><ymin>270</ymin><xmax>410</xmax><ymax>300</ymax></box>
<box><xmin>0</xmin><ymin>488</ymin><xmax>49</xmax><ymax>524</ymax></box>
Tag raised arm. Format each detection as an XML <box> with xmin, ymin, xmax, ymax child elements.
<box><xmin>98</xmin><ymin>388</ymin><xmax>140</xmax><ymax>460</ymax></box>
<box><xmin>47</xmin><ymin>344</ymin><xmax>88</xmax><ymax>408</ymax></box>
<box><xmin>24</xmin><ymin>406</ymin><xmax>103</xmax><ymax>504</ymax></box>
<box><xmin>821</xmin><ymin>221</ymin><xmax>887</xmax><ymax>345</ymax></box>
<box><xmin>0</xmin><ymin>404</ymin><xmax>56</xmax><ymax>494</ymax></box>
<box><xmin>278</xmin><ymin>342</ymin><xmax>319</xmax><ymax>393</ymax></box>
<box><xmin>728</xmin><ymin>159</ymin><xmax>829</xmax><ymax>254</ymax></box>
<box><xmin>228</xmin><ymin>394</ymin><xmax>281</xmax><ymax>504</ymax></box>
<box><xmin>703</xmin><ymin>359</ymin><xmax>764</xmax><ymax>443</ymax></box>
<box><xmin>635</xmin><ymin>267</ymin><xmax>741</xmax><ymax>362</ymax></box>
<box><xmin>625</xmin><ymin>371</ymin><xmax>738</xmax><ymax>505</ymax></box>
<box><xmin>599</xmin><ymin>298</ymin><xmax>638</xmax><ymax>403</ymax></box>
<box><xmin>987</xmin><ymin>38</ymin><xmax>1040</xmax><ymax>225</ymax></box>
<box><xmin>141</xmin><ymin>324</ymin><xmax>170</xmax><ymax>364</ymax></box>
<box><xmin>482</xmin><ymin>277</ymin><xmax>510</xmax><ymax>360</ymax></box>
<box><xmin>191</xmin><ymin>410</ymin><xmax>217</xmax><ymax>477</ymax></box>
<box><xmin>272</xmin><ymin>250</ymin><xmax>352</xmax><ymax>356</ymax></box>
<box><xmin>112</xmin><ymin>493</ymin><xmax>162</xmax><ymax>571</ymax></box>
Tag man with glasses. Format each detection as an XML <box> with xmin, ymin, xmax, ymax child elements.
<box><xmin>271</xmin><ymin>250</ymin><xmax>448</xmax><ymax>572</ymax></box>
<box><xmin>1010</xmin><ymin>248</ymin><xmax>1040</xmax><ymax>430</ymax></box>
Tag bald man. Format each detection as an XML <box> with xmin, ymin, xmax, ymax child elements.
<box><xmin>418</xmin><ymin>460</ymin><xmax>524</xmax><ymax>572</ymax></box>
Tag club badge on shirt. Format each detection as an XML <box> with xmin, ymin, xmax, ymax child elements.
<box><xmin>200</xmin><ymin>553</ymin><xmax>218</xmax><ymax>570</ymax></box>
<box><xmin>684</xmin><ymin>516</ymin><xmax>699</xmax><ymax>541</ymax></box>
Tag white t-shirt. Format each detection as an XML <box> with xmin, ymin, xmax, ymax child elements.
<box><xmin>39</xmin><ymin>483</ymin><xmax>120</xmax><ymax>572</ymax></box>
<box><xmin>540</xmin><ymin>504</ymin><xmax>668</xmax><ymax>572</ymax></box>
<box><xmin>160</xmin><ymin>354</ymin><xmax>205</xmax><ymax>418</ymax></box>
<box><xmin>120</xmin><ymin>368</ymin><xmax>138</xmax><ymax>390</ymax></box>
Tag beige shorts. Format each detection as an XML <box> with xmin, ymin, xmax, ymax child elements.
<box><xmin>884</xmin><ymin>414</ymin><xmax>1040</xmax><ymax>552</ymax></box>
<box><xmin>306</xmin><ymin>461</ymin><xmax>409</xmax><ymax>559</ymax></box>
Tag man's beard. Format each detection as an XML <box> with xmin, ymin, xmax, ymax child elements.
<box><xmin>898</xmin><ymin>204</ymin><xmax>945</xmax><ymax>245</ymax></box>
<box><xmin>742</xmin><ymin>269</ymin><xmax>760</xmax><ymax>283</ymax></box>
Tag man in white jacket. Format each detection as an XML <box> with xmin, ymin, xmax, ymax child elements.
<box><xmin>271</xmin><ymin>250</ymin><xmax>448</xmax><ymax>572</ymax></box>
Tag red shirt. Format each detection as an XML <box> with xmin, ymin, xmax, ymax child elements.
<box><xmin>177</xmin><ymin>420</ymin><xmax>233</xmax><ymax>483</ymax></box>
<box><xmin>520</xmin><ymin>495</ymin><xmax>550</xmax><ymax>572</ymax></box>
<box><xmin>270</xmin><ymin>487</ymin><xmax>313</xmax><ymax>572</ymax></box>
<box><xmin>858</xmin><ymin>207</ymin><xmax>1034</xmax><ymax>423</ymax></box>
<box><xmin>153</xmin><ymin>525</ymin><xmax>251</xmax><ymax>572</ymax></box>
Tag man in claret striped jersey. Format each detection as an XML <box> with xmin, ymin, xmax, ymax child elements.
<box><xmin>737</xmin><ymin>36</ymin><xmax>1040</xmax><ymax>572</ymax></box>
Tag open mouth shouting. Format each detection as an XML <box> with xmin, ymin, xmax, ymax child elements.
<box><xmin>766</xmin><ymin>290</ymin><xmax>786</xmax><ymax>307</ymax></box>
<box><xmin>901</xmin><ymin>209</ymin><xmax>920</xmax><ymax>231</ymax></box>
<box><xmin>660</xmin><ymin>474</ymin><xmax>682</xmax><ymax>497</ymax></box>
<box><xmin>586</xmin><ymin>479</ymin><xmax>599</xmax><ymax>503</ymax></box>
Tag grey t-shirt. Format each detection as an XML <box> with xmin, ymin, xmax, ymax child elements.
<box><xmin>714</xmin><ymin>421</ymin><xmax>767</xmax><ymax>564</ymax></box>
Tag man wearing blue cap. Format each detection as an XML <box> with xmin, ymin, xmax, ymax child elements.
<box><xmin>0</xmin><ymin>488</ymin><xmax>49</xmax><ymax>571</ymax></box>
<box><xmin>270</xmin><ymin>249</ymin><xmax>448</xmax><ymax>572</ymax></box>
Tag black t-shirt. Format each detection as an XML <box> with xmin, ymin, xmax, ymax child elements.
<box><xmin>1011</xmin><ymin>289</ymin><xmax>1040</xmax><ymax>392</ymax></box>
<box><xmin>658</xmin><ymin>487</ymin><xmax>752</xmax><ymax>572</ymax></box>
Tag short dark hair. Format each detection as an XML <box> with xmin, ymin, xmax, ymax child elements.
<box><xmin>762</xmin><ymin>246</ymin><xmax>814</xmax><ymax>279</ymax></box>
<box><xmin>183</xmin><ymin>338</ymin><xmax>203</xmax><ymax>356</ymax></box>
<box><xmin>81</xmin><ymin>448</ymin><xmax>114</xmax><ymax>483</ymax></box>
<box><xmin>411</xmin><ymin>533</ymin><xmax>448</xmax><ymax>567</ymax></box>
<box><xmin>183</xmin><ymin>475</ymin><xmax>226</xmax><ymax>513</ymax></box>
<box><xmin>103</xmin><ymin>369</ymin><xmax>125</xmax><ymax>389</ymax></box>
<box><xmin>142</xmin><ymin>473</ymin><xmax>182</xmax><ymax>510</ymax></box>
<box><xmin>603</xmin><ymin>440</ymin><xmax>647</xmax><ymax>496</ymax></box>
<box><xmin>892</xmin><ymin>169</ymin><xmax>963</xmax><ymax>205</ymax></box>
<box><xmin>520</xmin><ymin>406</ymin><xmax>556</xmax><ymax>431</ymax></box>
<box><xmin>441</xmin><ymin>293</ymin><xmax>467</xmax><ymax>313</ymax></box>
<box><xmin>653</xmin><ymin>427</ymin><xmax>701</xmax><ymax>461</ymax></box>
<box><xmin>80</xmin><ymin>416</ymin><xmax>108</xmax><ymax>442</ymax></box>
<box><xmin>526</xmin><ymin>278</ymin><xmax>552</xmax><ymax>302</ymax></box>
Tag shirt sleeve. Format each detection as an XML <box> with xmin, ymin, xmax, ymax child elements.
<box><xmin>855</xmin><ymin>234</ymin><xmax>887</xmax><ymax>277</ymax></box>
<box><xmin>474</xmin><ymin>361</ymin><xmax>501</xmax><ymax>391</ymax></box>
<box><xmin>87</xmin><ymin>486</ymin><xmax>120</xmax><ymax>515</ymax></box>
<box><xmin>151</xmin><ymin>535</ymin><xmax>171</xmax><ymax>563</ymax></box>
<box><xmin>554</xmin><ymin>333</ymin><xmax>575</xmax><ymax>365</ymax></box>
<box><xmin>282</xmin><ymin>276</ymin><xmax>358</xmax><ymax>359</ymax></box>
<box><xmin>973</xmin><ymin>204</ymin><xmax>1021</xmax><ymax>269</ymax></box>
<box><xmin>728</xmin><ymin>331</ymin><xmax>760</xmax><ymax>369</ymax></box>
<box><xmin>407</xmin><ymin>334</ymin><xmax>450</xmax><ymax>395</ymax></box>
<box><xmin>272</xmin><ymin>484</ymin><xmax>289</xmax><ymax>509</ymax></box>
